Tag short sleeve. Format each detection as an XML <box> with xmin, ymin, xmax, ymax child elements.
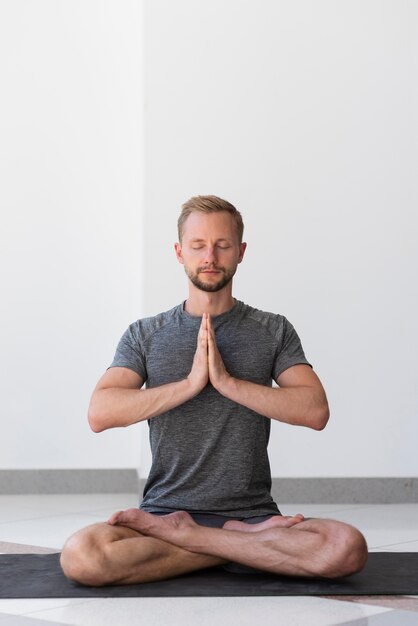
<box><xmin>108</xmin><ymin>323</ymin><xmax>148</xmax><ymax>381</ymax></box>
<box><xmin>272</xmin><ymin>317</ymin><xmax>312</xmax><ymax>380</ymax></box>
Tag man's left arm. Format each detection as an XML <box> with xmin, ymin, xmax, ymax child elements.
<box><xmin>207</xmin><ymin>317</ymin><xmax>329</xmax><ymax>431</ymax></box>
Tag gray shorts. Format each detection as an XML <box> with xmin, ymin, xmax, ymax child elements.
<box><xmin>153</xmin><ymin>510</ymin><xmax>282</xmax><ymax>574</ymax></box>
<box><xmin>188</xmin><ymin>511</ymin><xmax>281</xmax><ymax>527</ymax></box>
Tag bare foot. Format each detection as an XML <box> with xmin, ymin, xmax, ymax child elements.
<box><xmin>223</xmin><ymin>514</ymin><xmax>305</xmax><ymax>533</ymax></box>
<box><xmin>108</xmin><ymin>509</ymin><xmax>199</xmax><ymax>543</ymax></box>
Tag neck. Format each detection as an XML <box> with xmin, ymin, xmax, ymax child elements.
<box><xmin>184</xmin><ymin>285</ymin><xmax>236</xmax><ymax>317</ymax></box>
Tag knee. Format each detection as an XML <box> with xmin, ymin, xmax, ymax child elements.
<box><xmin>344</xmin><ymin>527</ymin><xmax>369</xmax><ymax>576</ymax></box>
<box><xmin>60</xmin><ymin>524</ymin><xmax>112</xmax><ymax>587</ymax></box>
<box><xmin>319</xmin><ymin>522</ymin><xmax>368</xmax><ymax>579</ymax></box>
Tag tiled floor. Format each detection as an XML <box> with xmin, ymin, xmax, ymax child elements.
<box><xmin>0</xmin><ymin>495</ymin><xmax>417</xmax><ymax>626</ymax></box>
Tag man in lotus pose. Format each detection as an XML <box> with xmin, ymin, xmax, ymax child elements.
<box><xmin>61</xmin><ymin>195</ymin><xmax>368</xmax><ymax>585</ymax></box>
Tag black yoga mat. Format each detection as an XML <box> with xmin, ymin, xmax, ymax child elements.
<box><xmin>0</xmin><ymin>552</ymin><xmax>417</xmax><ymax>598</ymax></box>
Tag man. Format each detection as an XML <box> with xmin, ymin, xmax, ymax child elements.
<box><xmin>60</xmin><ymin>195</ymin><xmax>368</xmax><ymax>586</ymax></box>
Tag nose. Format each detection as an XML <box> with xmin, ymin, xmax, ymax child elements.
<box><xmin>203</xmin><ymin>246</ymin><xmax>217</xmax><ymax>264</ymax></box>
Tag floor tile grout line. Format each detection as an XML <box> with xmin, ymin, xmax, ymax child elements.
<box><xmin>23</xmin><ymin>599</ymin><xmax>100</xmax><ymax>617</ymax></box>
<box><xmin>369</xmin><ymin>539</ymin><xmax>418</xmax><ymax>549</ymax></box>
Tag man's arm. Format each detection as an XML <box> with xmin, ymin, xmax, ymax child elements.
<box><xmin>213</xmin><ymin>364</ymin><xmax>329</xmax><ymax>430</ymax></box>
<box><xmin>88</xmin><ymin>316</ymin><xmax>209</xmax><ymax>432</ymax></box>
<box><xmin>207</xmin><ymin>316</ymin><xmax>329</xmax><ymax>431</ymax></box>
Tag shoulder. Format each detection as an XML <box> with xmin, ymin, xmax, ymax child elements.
<box><xmin>124</xmin><ymin>303</ymin><xmax>183</xmax><ymax>344</ymax></box>
<box><xmin>238</xmin><ymin>301</ymin><xmax>292</xmax><ymax>340</ymax></box>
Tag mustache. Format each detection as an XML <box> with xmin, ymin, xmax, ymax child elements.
<box><xmin>198</xmin><ymin>265</ymin><xmax>225</xmax><ymax>273</ymax></box>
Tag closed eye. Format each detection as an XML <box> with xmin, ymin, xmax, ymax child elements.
<box><xmin>190</xmin><ymin>242</ymin><xmax>232</xmax><ymax>250</ymax></box>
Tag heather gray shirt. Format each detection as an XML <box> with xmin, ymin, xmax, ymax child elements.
<box><xmin>110</xmin><ymin>300</ymin><xmax>311</xmax><ymax>517</ymax></box>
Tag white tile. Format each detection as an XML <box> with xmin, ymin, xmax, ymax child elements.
<box><xmin>332</xmin><ymin>503</ymin><xmax>418</xmax><ymax>525</ymax></box>
<box><xmin>359</xmin><ymin>506</ymin><xmax>417</xmax><ymax>548</ymax></box>
<box><xmin>0</xmin><ymin>494</ymin><xmax>139</xmax><ymax>518</ymax></box>
<box><xmin>0</xmin><ymin>614</ymin><xmax>61</xmax><ymax>625</ymax></box>
<box><xmin>0</xmin><ymin>508</ymin><xmax>57</xmax><ymax>525</ymax></box>
<box><xmin>0</xmin><ymin>610</ymin><xmax>69</xmax><ymax>625</ymax></box>
<box><xmin>339</xmin><ymin>609</ymin><xmax>418</xmax><ymax>625</ymax></box>
<box><xmin>22</xmin><ymin>597</ymin><xmax>390</xmax><ymax>626</ymax></box>
<box><xmin>300</xmin><ymin>504</ymin><xmax>418</xmax><ymax>549</ymax></box>
<box><xmin>0</xmin><ymin>599</ymin><xmax>96</xmax><ymax>616</ymax></box>
<box><xmin>0</xmin><ymin>514</ymin><xmax>107</xmax><ymax>550</ymax></box>
<box><xmin>370</xmin><ymin>539</ymin><xmax>418</xmax><ymax>552</ymax></box>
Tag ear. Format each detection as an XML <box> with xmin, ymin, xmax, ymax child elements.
<box><xmin>174</xmin><ymin>242</ymin><xmax>184</xmax><ymax>264</ymax></box>
<box><xmin>237</xmin><ymin>242</ymin><xmax>247</xmax><ymax>264</ymax></box>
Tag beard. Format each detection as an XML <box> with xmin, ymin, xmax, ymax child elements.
<box><xmin>185</xmin><ymin>264</ymin><xmax>237</xmax><ymax>293</ymax></box>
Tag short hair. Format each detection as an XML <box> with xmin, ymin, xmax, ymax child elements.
<box><xmin>178</xmin><ymin>195</ymin><xmax>244</xmax><ymax>244</ymax></box>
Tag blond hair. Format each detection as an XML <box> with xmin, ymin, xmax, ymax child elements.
<box><xmin>178</xmin><ymin>195</ymin><xmax>244</xmax><ymax>243</ymax></box>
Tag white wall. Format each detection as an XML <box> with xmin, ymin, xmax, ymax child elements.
<box><xmin>1</xmin><ymin>1</ymin><xmax>416</xmax><ymax>479</ymax></box>
<box><xmin>0</xmin><ymin>1</ymin><xmax>144</xmax><ymax>468</ymax></box>
<box><xmin>141</xmin><ymin>0</ymin><xmax>418</xmax><ymax>477</ymax></box>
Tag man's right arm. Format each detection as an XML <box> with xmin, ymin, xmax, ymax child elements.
<box><xmin>87</xmin><ymin>368</ymin><xmax>195</xmax><ymax>432</ymax></box>
<box><xmin>88</xmin><ymin>316</ymin><xmax>209</xmax><ymax>432</ymax></box>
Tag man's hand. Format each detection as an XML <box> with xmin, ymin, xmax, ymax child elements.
<box><xmin>187</xmin><ymin>314</ymin><xmax>232</xmax><ymax>396</ymax></box>
<box><xmin>207</xmin><ymin>314</ymin><xmax>231</xmax><ymax>392</ymax></box>
<box><xmin>187</xmin><ymin>314</ymin><xmax>209</xmax><ymax>394</ymax></box>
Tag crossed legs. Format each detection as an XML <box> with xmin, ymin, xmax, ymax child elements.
<box><xmin>60</xmin><ymin>509</ymin><xmax>368</xmax><ymax>586</ymax></box>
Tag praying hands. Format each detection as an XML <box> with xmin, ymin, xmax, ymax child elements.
<box><xmin>187</xmin><ymin>313</ymin><xmax>231</xmax><ymax>395</ymax></box>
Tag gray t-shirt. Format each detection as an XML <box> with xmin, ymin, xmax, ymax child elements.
<box><xmin>110</xmin><ymin>300</ymin><xmax>311</xmax><ymax>517</ymax></box>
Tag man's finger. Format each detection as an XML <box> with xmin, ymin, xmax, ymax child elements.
<box><xmin>198</xmin><ymin>314</ymin><xmax>206</xmax><ymax>335</ymax></box>
<box><xmin>207</xmin><ymin>326</ymin><xmax>216</xmax><ymax>350</ymax></box>
<box><xmin>198</xmin><ymin>314</ymin><xmax>208</xmax><ymax>345</ymax></box>
<box><xmin>207</xmin><ymin>314</ymin><xmax>216</xmax><ymax>341</ymax></box>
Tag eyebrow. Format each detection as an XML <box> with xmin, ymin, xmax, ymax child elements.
<box><xmin>190</xmin><ymin>238</ymin><xmax>231</xmax><ymax>243</ymax></box>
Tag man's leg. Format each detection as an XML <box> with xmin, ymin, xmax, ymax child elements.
<box><xmin>60</xmin><ymin>512</ymin><xmax>307</xmax><ymax>586</ymax></box>
<box><xmin>60</xmin><ymin>522</ymin><xmax>227</xmax><ymax>586</ymax></box>
<box><xmin>110</xmin><ymin>509</ymin><xmax>368</xmax><ymax>579</ymax></box>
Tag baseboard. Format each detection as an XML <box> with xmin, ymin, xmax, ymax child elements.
<box><xmin>1</xmin><ymin>472</ymin><xmax>417</xmax><ymax>502</ymax></box>
<box><xmin>0</xmin><ymin>470</ymin><xmax>139</xmax><ymax>494</ymax></box>
<box><xmin>270</xmin><ymin>478</ymin><xmax>418</xmax><ymax>504</ymax></box>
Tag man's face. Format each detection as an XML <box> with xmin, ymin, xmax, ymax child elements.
<box><xmin>175</xmin><ymin>211</ymin><xmax>246</xmax><ymax>293</ymax></box>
